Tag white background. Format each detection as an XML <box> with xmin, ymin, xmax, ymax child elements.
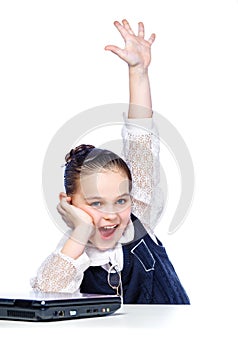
<box><xmin>0</xmin><ymin>0</ymin><xmax>238</xmax><ymax>347</ymax></box>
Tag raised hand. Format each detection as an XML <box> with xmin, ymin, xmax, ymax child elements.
<box><xmin>105</xmin><ymin>19</ymin><xmax>156</xmax><ymax>70</ymax></box>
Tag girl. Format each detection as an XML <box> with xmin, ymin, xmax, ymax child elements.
<box><xmin>31</xmin><ymin>20</ymin><xmax>190</xmax><ymax>304</ymax></box>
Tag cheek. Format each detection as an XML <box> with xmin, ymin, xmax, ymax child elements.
<box><xmin>71</xmin><ymin>199</ymin><xmax>102</xmax><ymax>225</ymax></box>
<box><xmin>120</xmin><ymin>206</ymin><xmax>131</xmax><ymax>224</ymax></box>
<box><xmin>82</xmin><ymin>206</ymin><xmax>102</xmax><ymax>225</ymax></box>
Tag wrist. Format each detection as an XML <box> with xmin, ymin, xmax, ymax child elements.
<box><xmin>129</xmin><ymin>65</ymin><xmax>149</xmax><ymax>77</ymax></box>
<box><xmin>61</xmin><ymin>237</ymin><xmax>86</xmax><ymax>259</ymax></box>
<box><xmin>128</xmin><ymin>65</ymin><xmax>152</xmax><ymax>118</ymax></box>
<box><xmin>61</xmin><ymin>224</ymin><xmax>93</xmax><ymax>259</ymax></box>
<box><xmin>71</xmin><ymin>223</ymin><xmax>94</xmax><ymax>245</ymax></box>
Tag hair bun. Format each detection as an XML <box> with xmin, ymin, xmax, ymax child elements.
<box><xmin>65</xmin><ymin>144</ymin><xmax>95</xmax><ymax>163</ymax></box>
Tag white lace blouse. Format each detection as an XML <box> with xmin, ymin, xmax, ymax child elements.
<box><xmin>31</xmin><ymin>115</ymin><xmax>164</xmax><ymax>293</ymax></box>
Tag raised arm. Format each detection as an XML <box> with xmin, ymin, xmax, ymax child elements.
<box><xmin>106</xmin><ymin>20</ymin><xmax>163</xmax><ymax>233</ymax></box>
<box><xmin>105</xmin><ymin>19</ymin><xmax>155</xmax><ymax>119</ymax></box>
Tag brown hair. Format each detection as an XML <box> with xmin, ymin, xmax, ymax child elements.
<box><xmin>64</xmin><ymin>144</ymin><xmax>132</xmax><ymax>195</ymax></box>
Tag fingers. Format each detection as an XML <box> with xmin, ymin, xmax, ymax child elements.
<box><xmin>57</xmin><ymin>200</ymin><xmax>68</xmax><ymax>217</ymax></box>
<box><xmin>111</xmin><ymin>19</ymin><xmax>156</xmax><ymax>46</ymax></box>
<box><xmin>104</xmin><ymin>44</ymin><xmax>121</xmax><ymax>54</ymax></box>
<box><xmin>57</xmin><ymin>197</ymin><xmax>74</xmax><ymax>219</ymax></box>
<box><xmin>57</xmin><ymin>203</ymin><xmax>64</xmax><ymax>215</ymax></box>
<box><xmin>113</xmin><ymin>20</ymin><xmax>130</xmax><ymax>41</ymax></box>
<box><xmin>57</xmin><ymin>201</ymin><xmax>72</xmax><ymax>227</ymax></box>
<box><xmin>122</xmin><ymin>19</ymin><xmax>135</xmax><ymax>35</ymax></box>
<box><xmin>138</xmin><ymin>22</ymin><xmax>156</xmax><ymax>45</ymax></box>
<box><xmin>138</xmin><ymin>22</ymin><xmax>145</xmax><ymax>38</ymax></box>
<box><xmin>104</xmin><ymin>45</ymin><xmax>127</xmax><ymax>61</ymax></box>
<box><xmin>114</xmin><ymin>19</ymin><xmax>139</xmax><ymax>40</ymax></box>
<box><xmin>59</xmin><ymin>197</ymin><xmax>70</xmax><ymax>210</ymax></box>
<box><xmin>148</xmin><ymin>33</ymin><xmax>156</xmax><ymax>45</ymax></box>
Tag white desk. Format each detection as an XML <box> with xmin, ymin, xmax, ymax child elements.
<box><xmin>0</xmin><ymin>304</ymin><xmax>236</xmax><ymax>349</ymax></box>
<box><xmin>0</xmin><ymin>304</ymin><xmax>189</xmax><ymax>328</ymax></box>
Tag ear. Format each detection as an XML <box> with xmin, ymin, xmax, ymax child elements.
<box><xmin>59</xmin><ymin>192</ymin><xmax>72</xmax><ymax>203</ymax></box>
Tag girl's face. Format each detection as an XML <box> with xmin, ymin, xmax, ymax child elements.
<box><xmin>71</xmin><ymin>169</ymin><xmax>132</xmax><ymax>250</ymax></box>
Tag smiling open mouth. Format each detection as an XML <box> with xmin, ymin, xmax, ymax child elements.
<box><xmin>99</xmin><ymin>224</ymin><xmax>119</xmax><ymax>239</ymax></box>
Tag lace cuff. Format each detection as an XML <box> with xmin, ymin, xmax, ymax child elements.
<box><xmin>31</xmin><ymin>249</ymin><xmax>90</xmax><ymax>293</ymax></box>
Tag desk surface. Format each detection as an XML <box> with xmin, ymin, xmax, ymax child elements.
<box><xmin>0</xmin><ymin>304</ymin><xmax>189</xmax><ymax>328</ymax></box>
<box><xmin>0</xmin><ymin>304</ymin><xmax>236</xmax><ymax>349</ymax></box>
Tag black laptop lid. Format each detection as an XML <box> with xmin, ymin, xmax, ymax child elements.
<box><xmin>0</xmin><ymin>291</ymin><xmax>121</xmax><ymax>322</ymax></box>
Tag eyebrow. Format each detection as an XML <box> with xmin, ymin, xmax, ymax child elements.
<box><xmin>85</xmin><ymin>193</ymin><xmax>131</xmax><ymax>201</ymax></box>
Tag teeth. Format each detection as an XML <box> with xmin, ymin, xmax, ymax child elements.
<box><xmin>103</xmin><ymin>225</ymin><xmax>117</xmax><ymax>230</ymax></box>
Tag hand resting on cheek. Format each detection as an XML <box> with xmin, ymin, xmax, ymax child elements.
<box><xmin>57</xmin><ymin>193</ymin><xmax>95</xmax><ymax>245</ymax></box>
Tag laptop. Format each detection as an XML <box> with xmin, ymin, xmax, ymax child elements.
<box><xmin>0</xmin><ymin>291</ymin><xmax>121</xmax><ymax>322</ymax></box>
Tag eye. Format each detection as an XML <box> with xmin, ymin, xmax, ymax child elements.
<box><xmin>116</xmin><ymin>198</ymin><xmax>127</xmax><ymax>205</ymax></box>
<box><xmin>90</xmin><ymin>201</ymin><xmax>101</xmax><ymax>207</ymax></box>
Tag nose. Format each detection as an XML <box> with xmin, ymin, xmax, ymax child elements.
<box><xmin>102</xmin><ymin>206</ymin><xmax>118</xmax><ymax>220</ymax></box>
<box><xmin>103</xmin><ymin>211</ymin><xmax>118</xmax><ymax>220</ymax></box>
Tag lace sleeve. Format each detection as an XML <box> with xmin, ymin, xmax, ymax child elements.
<box><xmin>122</xmin><ymin>115</ymin><xmax>164</xmax><ymax>233</ymax></box>
<box><xmin>31</xmin><ymin>237</ymin><xmax>90</xmax><ymax>293</ymax></box>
